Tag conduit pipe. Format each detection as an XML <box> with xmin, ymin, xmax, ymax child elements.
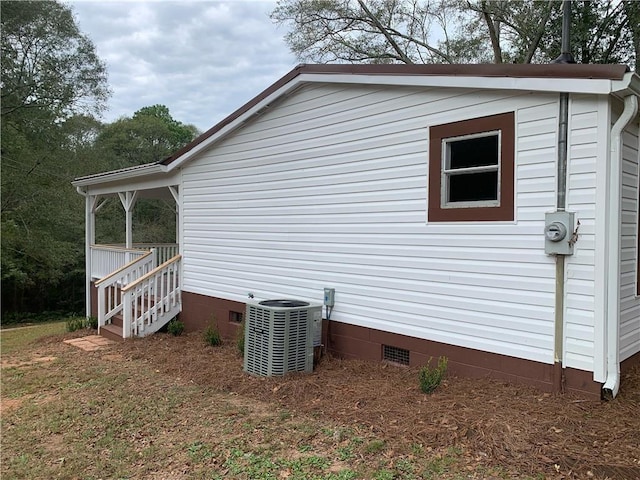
<box><xmin>602</xmin><ymin>94</ymin><xmax>638</xmax><ymax>399</ymax></box>
<box><xmin>553</xmin><ymin>91</ymin><xmax>569</xmax><ymax>393</ymax></box>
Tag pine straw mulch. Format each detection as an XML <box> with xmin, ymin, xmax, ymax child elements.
<box><xmin>116</xmin><ymin>332</ymin><xmax>640</xmax><ymax>480</ymax></box>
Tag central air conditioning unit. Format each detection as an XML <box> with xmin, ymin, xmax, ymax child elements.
<box><xmin>244</xmin><ymin>299</ymin><xmax>322</xmax><ymax>377</ymax></box>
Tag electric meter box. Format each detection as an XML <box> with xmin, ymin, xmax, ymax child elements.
<box><xmin>544</xmin><ymin>211</ymin><xmax>575</xmax><ymax>255</ymax></box>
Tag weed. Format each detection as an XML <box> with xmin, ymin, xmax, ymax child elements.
<box><xmin>373</xmin><ymin>469</ymin><xmax>395</xmax><ymax>480</ymax></box>
<box><xmin>279</xmin><ymin>410</ymin><xmax>292</xmax><ymax>421</ymax></box>
<box><xmin>365</xmin><ymin>439</ymin><xmax>386</xmax><ymax>454</ymax></box>
<box><xmin>203</xmin><ymin>318</ymin><xmax>222</xmax><ymax>347</ymax></box>
<box><xmin>326</xmin><ymin>470</ymin><xmax>357</xmax><ymax>480</ymax></box>
<box><xmin>66</xmin><ymin>316</ymin><xmax>86</xmax><ymax>332</ymax></box>
<box><xmin>86</xmin><ymin>316</ymin><xmax>99</xmax><ymax>329</ymax></box>
<box><xmin>167</xmin><ymin>318</ymin><xmax>185</xmax><ymax>336</ymax></box>
<box><xmin>186</xmin><ymin>441</ymin><xmax>213</xmax><ymax>461</ymax></box>
<box><xmin>418</xmin><ymin>356</ymin><xmax>448</xmax><ymax>394</ymax></box>
<box><xmin>236</xmin><ymin>319</ymin><xmax>245</xmax><ymax>354</ymax></box>
<box><xmin>337</xmin><ymin>446</ymin><xmax>354</xmax><ymax>461</ymax></box>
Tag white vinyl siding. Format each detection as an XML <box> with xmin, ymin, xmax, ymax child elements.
<box><xmin>620</xmin><ymin>120</ymin><xmax>640</xmax><ymax>361</ymax></box>
<box><xmin>181</xmin><ymin>83</ymin><xmax>563</xmax><ymax>365</ymax></box>
<box><xmin>564</xmin><ymin>95</ymin><xmax>601</xmax><ymax>372</ymax></box>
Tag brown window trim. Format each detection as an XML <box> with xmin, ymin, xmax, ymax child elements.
<box><xmin>428</xmin><ymin>112</ymin><xmax>515</xmax><ymax>222</ymax></box>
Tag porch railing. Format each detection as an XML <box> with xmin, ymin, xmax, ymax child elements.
<box><xmin>95</xmin><ymin>251</ymin><xmax>156</xmax><ymax>331</ymax></box>
<box><xmin>121</xmin><ymin>255</ymin><xmax>182</xmax><ymax>338</ymax></box>
<box><xmin>91</xmin><ymin>245</ymin><xmax>150</xmax><ymax>280</ymax></box>
<box><xmin>131</xmin><ymin>243</ymin><xmax>179</xmax><ymax>265</ymax></box>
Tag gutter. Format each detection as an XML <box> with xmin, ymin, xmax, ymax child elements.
<box><xmin>602</xmin><ymin>94</ymin><xmax>638</xmax><ymax>400</ymax></box>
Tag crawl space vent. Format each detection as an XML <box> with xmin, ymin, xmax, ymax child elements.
<box><xmin>383</xmin><ymin>345</ymin><xmax>410</xmax><ymax>366</ymax></box>
<box><xmin>244</xmin><ymin>299</ymin><xmax>321</xmax><ymax>377</ymax></box>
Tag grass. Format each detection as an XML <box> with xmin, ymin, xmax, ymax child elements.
<box><xmin>0</xmin><ymin>324</ymin><xmax>544</xmax><ymax>479</ymax></box>
<box><xmin>0</xmin><ymin>320</ymin><xmax>66</xmax><ymax>354</ymax></box>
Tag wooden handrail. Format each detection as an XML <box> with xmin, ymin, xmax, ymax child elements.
<box><xmin>94</xmin><ymin>250</ymin><xmax>154</xmax><ymax>287</ymax></box>
<box><xmin>91</xmin><ymin>244</ymin><xmax>149</xmax><ymax>252</ymax></box>
<box><xmin>121</xmin><ymin>254</ymin><xmax>182</xmax><ymax>293</ymax></box>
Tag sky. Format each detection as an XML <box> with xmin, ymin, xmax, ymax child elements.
<box><xmin>69</xmin><ymin>0</ymin><xmax>298</xmax><ymax>132</ymax></box>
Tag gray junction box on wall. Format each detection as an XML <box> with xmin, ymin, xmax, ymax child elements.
<box><xmin>243</xmin><ymin>299</ymin><xmax>322</xmax><ymax>377</ymax></box>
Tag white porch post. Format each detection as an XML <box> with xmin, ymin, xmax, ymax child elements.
<box><xmin>85</xmin><ymin>194</ymin><xmax>98</xmax><ymax>318</ymax></box>
<box><xmin>118</xmin><ymin>191</ymin><xmax>138</xmax><ymax>261</ymax></box>
<box><xmin>169</xmin><ymin>186</ymin><xmax>179</xmax><ymax>251</ymax></box>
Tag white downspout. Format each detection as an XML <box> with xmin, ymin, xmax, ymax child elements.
<box><xmin>602</xmin><ymin>94</ymin><xmax>638</xmax><ymax>399</ymax></box>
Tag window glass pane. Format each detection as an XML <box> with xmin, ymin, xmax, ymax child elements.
<box><xmin>448</xmin><ymin>171</ymin><xmax>498</xmax><ymax>203</ymax></box>
<box><xmin>449</xmin><ymin>135</ymin><xmax>499</xmax><ymax>169</ymax></box>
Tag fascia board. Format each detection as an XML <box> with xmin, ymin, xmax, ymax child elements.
<box><xmin>297</xmin><ymin>73</ymin><xmax>617</xmax><ymax>95</ymax></box>
<box><xmin>78</xmin><ymin>173</ymin><xmax>180</xmax><ymax>196</ymax></box>
<box><xmin>164</xmin><ymin>78</ymin><xmax>306</xmax><ymax>172</ymax></box>
<box><xmin>72</xmin><ymin>163</ymin><xmax>166</xmax><ymax>188</ymax></box>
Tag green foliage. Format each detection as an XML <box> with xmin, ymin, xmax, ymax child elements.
<box><xmin>90</xmin><ymin>104</ymin><xmax>197</xmax><ymax>246</ymax></box>
<box><xmin>167</xmin><ymin>318</ymin><xmax>185</xmax><ymax>336</ymax></box>
<box><xmin>1</xmin><ymin>1</ymin><xmax>108</xmax><ymax>316</ymax></box>
<box><xmin>65</xmin><ymin>316</ymin><xmax>86</xmax><ymax>332</ymax></box>
<box><xmin>236</xmin><ymin>320</ymin><xmax>246</xmax><ymax>354</ymax></box>
<box><xmin>204</xmin><ymin>321</ymin><xmax>222</xmax><ymax>347</ymax></box>
<box><xmin>418</xmin><ymin>356</ymin><xmax>448</xmax><ymax>394</ymax></box>
<box><xmin>1</xmin><ymin>0</ymin><xmax>109</xmax><ymax>120</ymax></box>
<box><xmin>95</xmin><ymin>104</ymin><xmax>199</xmax><ymax>169</ymax></box>
<box><xmin>87</xmin><ymin>316</ymin><xmax>99</xmax><ymax>330</ymax></box>
<box><xmin>0</xmin><ymin>2</ymin><xmax>195</xmax><ymax>318</ymax></box>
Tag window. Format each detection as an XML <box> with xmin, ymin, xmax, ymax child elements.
<box><xmin>428</xmin><ymin>112</ymin><xmax>515</xmax><ymax>222</ymax></box>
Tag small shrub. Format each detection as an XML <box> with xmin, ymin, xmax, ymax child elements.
<box><xmin>236</xmin><ymin>320</ymin><xmax>245</xmax><ymax>354</ymax></box>
<box><xmin>419</xmin><ymin>356</ymin><xmax>448</xmax><ymax>394</ymax></box>
<box><xmin>167</xmin><ymin>318</ymin><xmax>185</xmax><ymax>336</ymax></box>
<box><xmin>87</xmin><ymin>316</ymin><xmax>98</xmax><ymax>330</ymax></box>
<box><xmin>65</xmin><ymin>316</ymin><xmax>86</xmax><ymax>332</ymax></box>
<box><xmin>203</xmin><ymin>321</ymin><xmax>222</xmax><ymax>347</ymax></box>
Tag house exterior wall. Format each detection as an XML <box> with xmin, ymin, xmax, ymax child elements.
<box><xmin>564</xmin><ymin>95</ymin><xmax>603</xmax><ymax>374</ymax></box>
<box><xmin>180</xmin><ymin>83</ymin><xmax>577</xmax><ymax>368</ymax></box>
<box><xmin>620</xmin><ymin>118</ymin><xmax>640</xmax><ymax>361</ymax></box>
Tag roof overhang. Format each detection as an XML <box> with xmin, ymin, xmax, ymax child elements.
<box><xmin>160</xmin><ymin>64</ymin><xmax>636</xmax><ymax>172</ymax></box>
<box><xmin>72</xmin><ymin>163</ymin><xmax>178</xmax><ymax>196</ymax></box>
<box><xmin>74</xmin><ymin>63</ymin><xmax>639</xmax><ymax>187</ymax></box>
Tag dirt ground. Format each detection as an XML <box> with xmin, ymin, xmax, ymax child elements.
<box><xmin>107</xmin><ymin>332</ymin><xmax>640</xmax><ymax>480</ymax></box>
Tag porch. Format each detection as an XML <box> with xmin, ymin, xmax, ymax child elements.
<box><xmin>73</xmin><ymin>166</ymin><xmax>184</xmax><ymax>340</ymax></box>
<box><xmin>90</xmin><ymin>243</ymin><xmax>182</xmax><ymax>340</ymax></box>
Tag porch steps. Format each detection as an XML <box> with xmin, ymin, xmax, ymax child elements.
<box><xmin>98</xmin><ymin>294</ymin><xmax>176</xmax><ymax>340</ymax></box>
<box><xmin>100</xmin><ymin>323</ymin><xmax>124</xmax><ymax>342</ymax></box>
<box><xmin>99</xmin><ymin>313</ymin><xmax>124</xmax><ymax>342</ymax></box>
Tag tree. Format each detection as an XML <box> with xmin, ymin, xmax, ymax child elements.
<box><xmin>1</xmin><ymin>1</ymin><xmax>109</xmax><ymax>120</ymax></box>
<box><xmin>271</xmin><ymin>0</ymin><xmax>639</xmax><ymax>68</ymax></box>
<box><xmin>1</xmin><ymin>1</ymin><xmax>109</xmax><ymax>315</ymax></box>
<box><xmin>91</xmin><ymin>106</ymin><xmax>199</xmax><ymax>247</ymax></box>
<box><xmin>95</xmin><ymin>104</ymin><xmax>199</xmax><ymax>169</ymax></box>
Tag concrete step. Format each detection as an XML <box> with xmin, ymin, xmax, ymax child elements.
<box><xmin>100</xmin><ymin>323</ymin><xmax>124</xmax><ymax>342</ymax></box>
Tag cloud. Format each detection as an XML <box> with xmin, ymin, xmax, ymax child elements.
<box><xmin>70</xmin><ymin>1</ymin><xmax>297</xmax><ymax>131</ymax></box>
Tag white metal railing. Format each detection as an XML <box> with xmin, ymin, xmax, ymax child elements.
<box><xmin>121</xmin><ymin>255</ymin><xmax>182</xmax><ymax>338</ymax></box>
<box><xmin>95</xmin><ymin>251</ymin><xmax>156</xmax><ymax>331</ymax></box>
<box><xmin>91</xmin><ymin>245</ymin><xmax>149</xmax><ymax>279</ymax></box>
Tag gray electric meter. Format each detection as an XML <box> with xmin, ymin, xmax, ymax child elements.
<box><xmin>544</xmin><ymin>211</ymin><xmax>575</xmax><ymax>255</ymax></box>
<box><xmin>545</xmin><ymin>221</ymin><xmax>567</xmax><ymax>242</ymax></box>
